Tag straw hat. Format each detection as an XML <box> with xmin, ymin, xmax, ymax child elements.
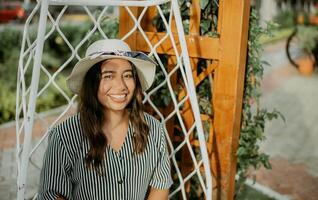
<box><xmin>67</xmin><ymin>39</ymin><xmax>157</xmax><ymax>94</ymax></box>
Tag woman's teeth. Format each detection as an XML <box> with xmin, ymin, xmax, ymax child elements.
<box><xmin>110</xmin><ymin>94</ymin><xmax>126</xmax><ymax>100</ymax></box>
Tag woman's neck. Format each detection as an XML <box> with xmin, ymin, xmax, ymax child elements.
<box><xmin>103</xmin><ymin>109</ymin><xmax>129</xmax><ymax>131</ymax></box>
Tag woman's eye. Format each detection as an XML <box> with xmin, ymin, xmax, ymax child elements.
<box><xmin>123</xmin><ymin>73</ymin><xmax>133</xmax><ymax>79</ymax></box>
<box><xmin>102</xmin><ymin>74</ymin><xmax>112</xmax><ymax>79</ymax></box>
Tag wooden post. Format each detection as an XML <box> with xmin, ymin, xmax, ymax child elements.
<box><xmin>212</xmin><ymin>0</ymin><xmax>250</xmax><ymax>199</ymax></box>
<box><xmin>119</xmin><ymin>7</ymin><xmax>140</xmax><ymax>49</ymax></box>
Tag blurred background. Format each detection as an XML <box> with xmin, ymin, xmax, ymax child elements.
<box><xmin>0</xmin><ymin>0</ymin><xmax>317</xmax><ymax>199</ymax></box>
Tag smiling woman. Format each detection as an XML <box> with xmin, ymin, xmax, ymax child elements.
<box><xmin>37</xmin><ymin>39</ymin><xmax>173</xmax><ymax>200</ymax></box>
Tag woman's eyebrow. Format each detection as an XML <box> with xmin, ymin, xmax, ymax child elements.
<box><xmin>101</xmin><ymin>70</ymin><xmax>115</xmax><ymax>74</ymax></box>
<box><xmin>101</xmin><ymin>69</ymin><xmax>132</xmax><ymax>74</ymax></box>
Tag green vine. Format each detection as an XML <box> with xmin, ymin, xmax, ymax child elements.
<box><xmin>235</xmin><ymin>9</ymin><xmax>284</xmax><ymax>197</ymax></box>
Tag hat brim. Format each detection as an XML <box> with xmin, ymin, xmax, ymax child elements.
<box><xmin>66</xmin><ymin>55</ymin><xmax>157</xmax><ymax>94</ymax></box>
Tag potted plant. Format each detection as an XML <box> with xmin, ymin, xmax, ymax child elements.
<box><xmin>297</xmin><ymin>25</ymin><xmax>318</xmax><ymax>75</ymax></box>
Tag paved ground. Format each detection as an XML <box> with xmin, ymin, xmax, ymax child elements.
<box><xmin>0</xmin><ymin>110</ymin><xmax>74</xmax><ymax>200</ymax></box>
<box><xmin>1</xmin><ymin>40</ymin><xmax>318</xmax><ymax>199</ymax></box>
<box><xmin>249</xmin><ymin>41</ymin><xmax>318</xmax><ymax>200</ymax></box>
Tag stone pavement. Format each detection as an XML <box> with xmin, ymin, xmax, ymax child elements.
<box><xmin>0</xmin><ymin>148</ymin><xmax>17</xmax><ymax>200</ymax></box>
<box><xmin>0</xmin><ymin>110</ymin><xmax>74</xmax><ymax>200</ymax></box>
<box><xmin>250</xmin><ymin>41</ymin><xmax>318</xmax><ymax>200</ymax></box>
<box><xmin>1</xmin><ymin>40</ymin><xmax>318</xmax><ymax>200</ymax></box>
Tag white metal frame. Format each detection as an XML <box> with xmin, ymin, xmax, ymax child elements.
<box><xmin>16</xmin><ymin>0</ymin><xmax>212</xmax><ymax>199</ymax></box>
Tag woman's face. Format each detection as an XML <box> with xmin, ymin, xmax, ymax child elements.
<box><xmin>97</xmin><ymin>58</ymin><xmax>136</xmax><ymax>113</ymax></box>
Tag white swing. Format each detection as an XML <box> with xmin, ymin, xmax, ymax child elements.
<box><xmin>16</xmin><ymin>0</ymin><xmax>212</xmax><ymax>199</ymax></box>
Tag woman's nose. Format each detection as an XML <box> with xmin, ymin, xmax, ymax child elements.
<box><xmin>113</xmin><ymin>76</ymin><xmax>127</xmax><ymax>90</ymax></box>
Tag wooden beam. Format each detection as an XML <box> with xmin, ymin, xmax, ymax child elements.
<box><xmin>135</xmin><ymin>32</ymin><xmax>220</xmax><ymax>60</ymax></box>
<box><xmin>211</xmin><ymin>0</ymin><xmax>250</xmax><ymax>199</ymax></box>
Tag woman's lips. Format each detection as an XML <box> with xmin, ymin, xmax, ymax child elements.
<box><xmin>108</xmin><ymin>94</ymin><xmax>127</xmax><ymax>103</ymax></box>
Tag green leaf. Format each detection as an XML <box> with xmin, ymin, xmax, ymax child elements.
<box><xmin>200</xmin><ymin>0</ymin><xmax>209</xmax><ymax>10</ymax></box>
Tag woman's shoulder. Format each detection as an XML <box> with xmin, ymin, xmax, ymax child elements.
<box><xmin>143</xmin><ymin>112</ymin><xmax>166</xmax><ymax>141</ymax></box>
<box><xmin>54</xmin><ymin>114</ymin><xmax>82</xmax><ymax>137</ymax></box>
<box><xmin>143</xmin><ymin>112</ymin><xmax>163</xmax><ymax>129</ymax></box>
<box><xmin>50</xmin><ymin>114</ymin><xmax>84</xmax><ymax>154</ymax></box>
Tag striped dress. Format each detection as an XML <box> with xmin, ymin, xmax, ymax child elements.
<box><xmin>37</xmin><ymin>113</ymin><xmax>173</xmax><ymax>200</ymax></box>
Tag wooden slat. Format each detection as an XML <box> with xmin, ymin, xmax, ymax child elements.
<box><xmin>191</xmin><ymin>140</ymin><xmax>213</xmax><ymax>154</ymax></box>
<box><xmin>211</xmin><ymin>0</ymin><xmax>251</xmax><ymax>199</ymax></box>
<box><xmin>178</xmin><ymin>61</ymin><xmax>218</xmax><ymax>100</ymax></box>
<box><xmin>189</xmin><ymin>0</ymin><xmax>201</xmax><ymax>35</ymax></box>
<box><xmin>194</xmin><ymin>62</ymin><xmax>217</xmax><ymax>87</ymax></box>
<box><xmin>135</xmin><ymin>32</ymin><xmax>220</xmax><ymax>60</ymax></box>
<box><xmin>217</xmin><ymin>0</ymin><xmax>224</xmax><ymax>33</ymax></box>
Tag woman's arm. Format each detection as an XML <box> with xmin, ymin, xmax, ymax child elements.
<box><xmin>38</xmin><ymin>128</ymin><xmax>72</xmax><ymax>200</ymax></box>
<box><xmin>148</xmin><ymin>123</ymin><xmax>173</xmax><ymax>199</ymax></box>
<box><xmin>147</xmin><ymin>187</ymin><xmax>169</xmax><ymax>200</ymax></box>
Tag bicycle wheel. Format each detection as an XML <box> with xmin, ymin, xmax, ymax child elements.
<box><xmin>286</xmin><ymin>28</ymin><xmax>305</xmax><ymax>68</ymax></box>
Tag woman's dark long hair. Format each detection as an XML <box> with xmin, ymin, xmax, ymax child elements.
<box><xmin>78</xmin><ymin>61</ymin><xmax>149</xmax><ymax>174</ymax></box>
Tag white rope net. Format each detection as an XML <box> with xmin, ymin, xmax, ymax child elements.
<box><xmin>16</xmin><ymin>0</ymin><xmax>212</xmax><ymax>199</ymax></box>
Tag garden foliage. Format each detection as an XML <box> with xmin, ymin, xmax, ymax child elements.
<box><xmin>0</xmin><ymin>15</ymin><xmax>119</xmax><ymax>124</ymax></box>
<box><xmin>235</xmin><ymin>10</ymin><xmax>283</xmax><ymax>196</ymax></box>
